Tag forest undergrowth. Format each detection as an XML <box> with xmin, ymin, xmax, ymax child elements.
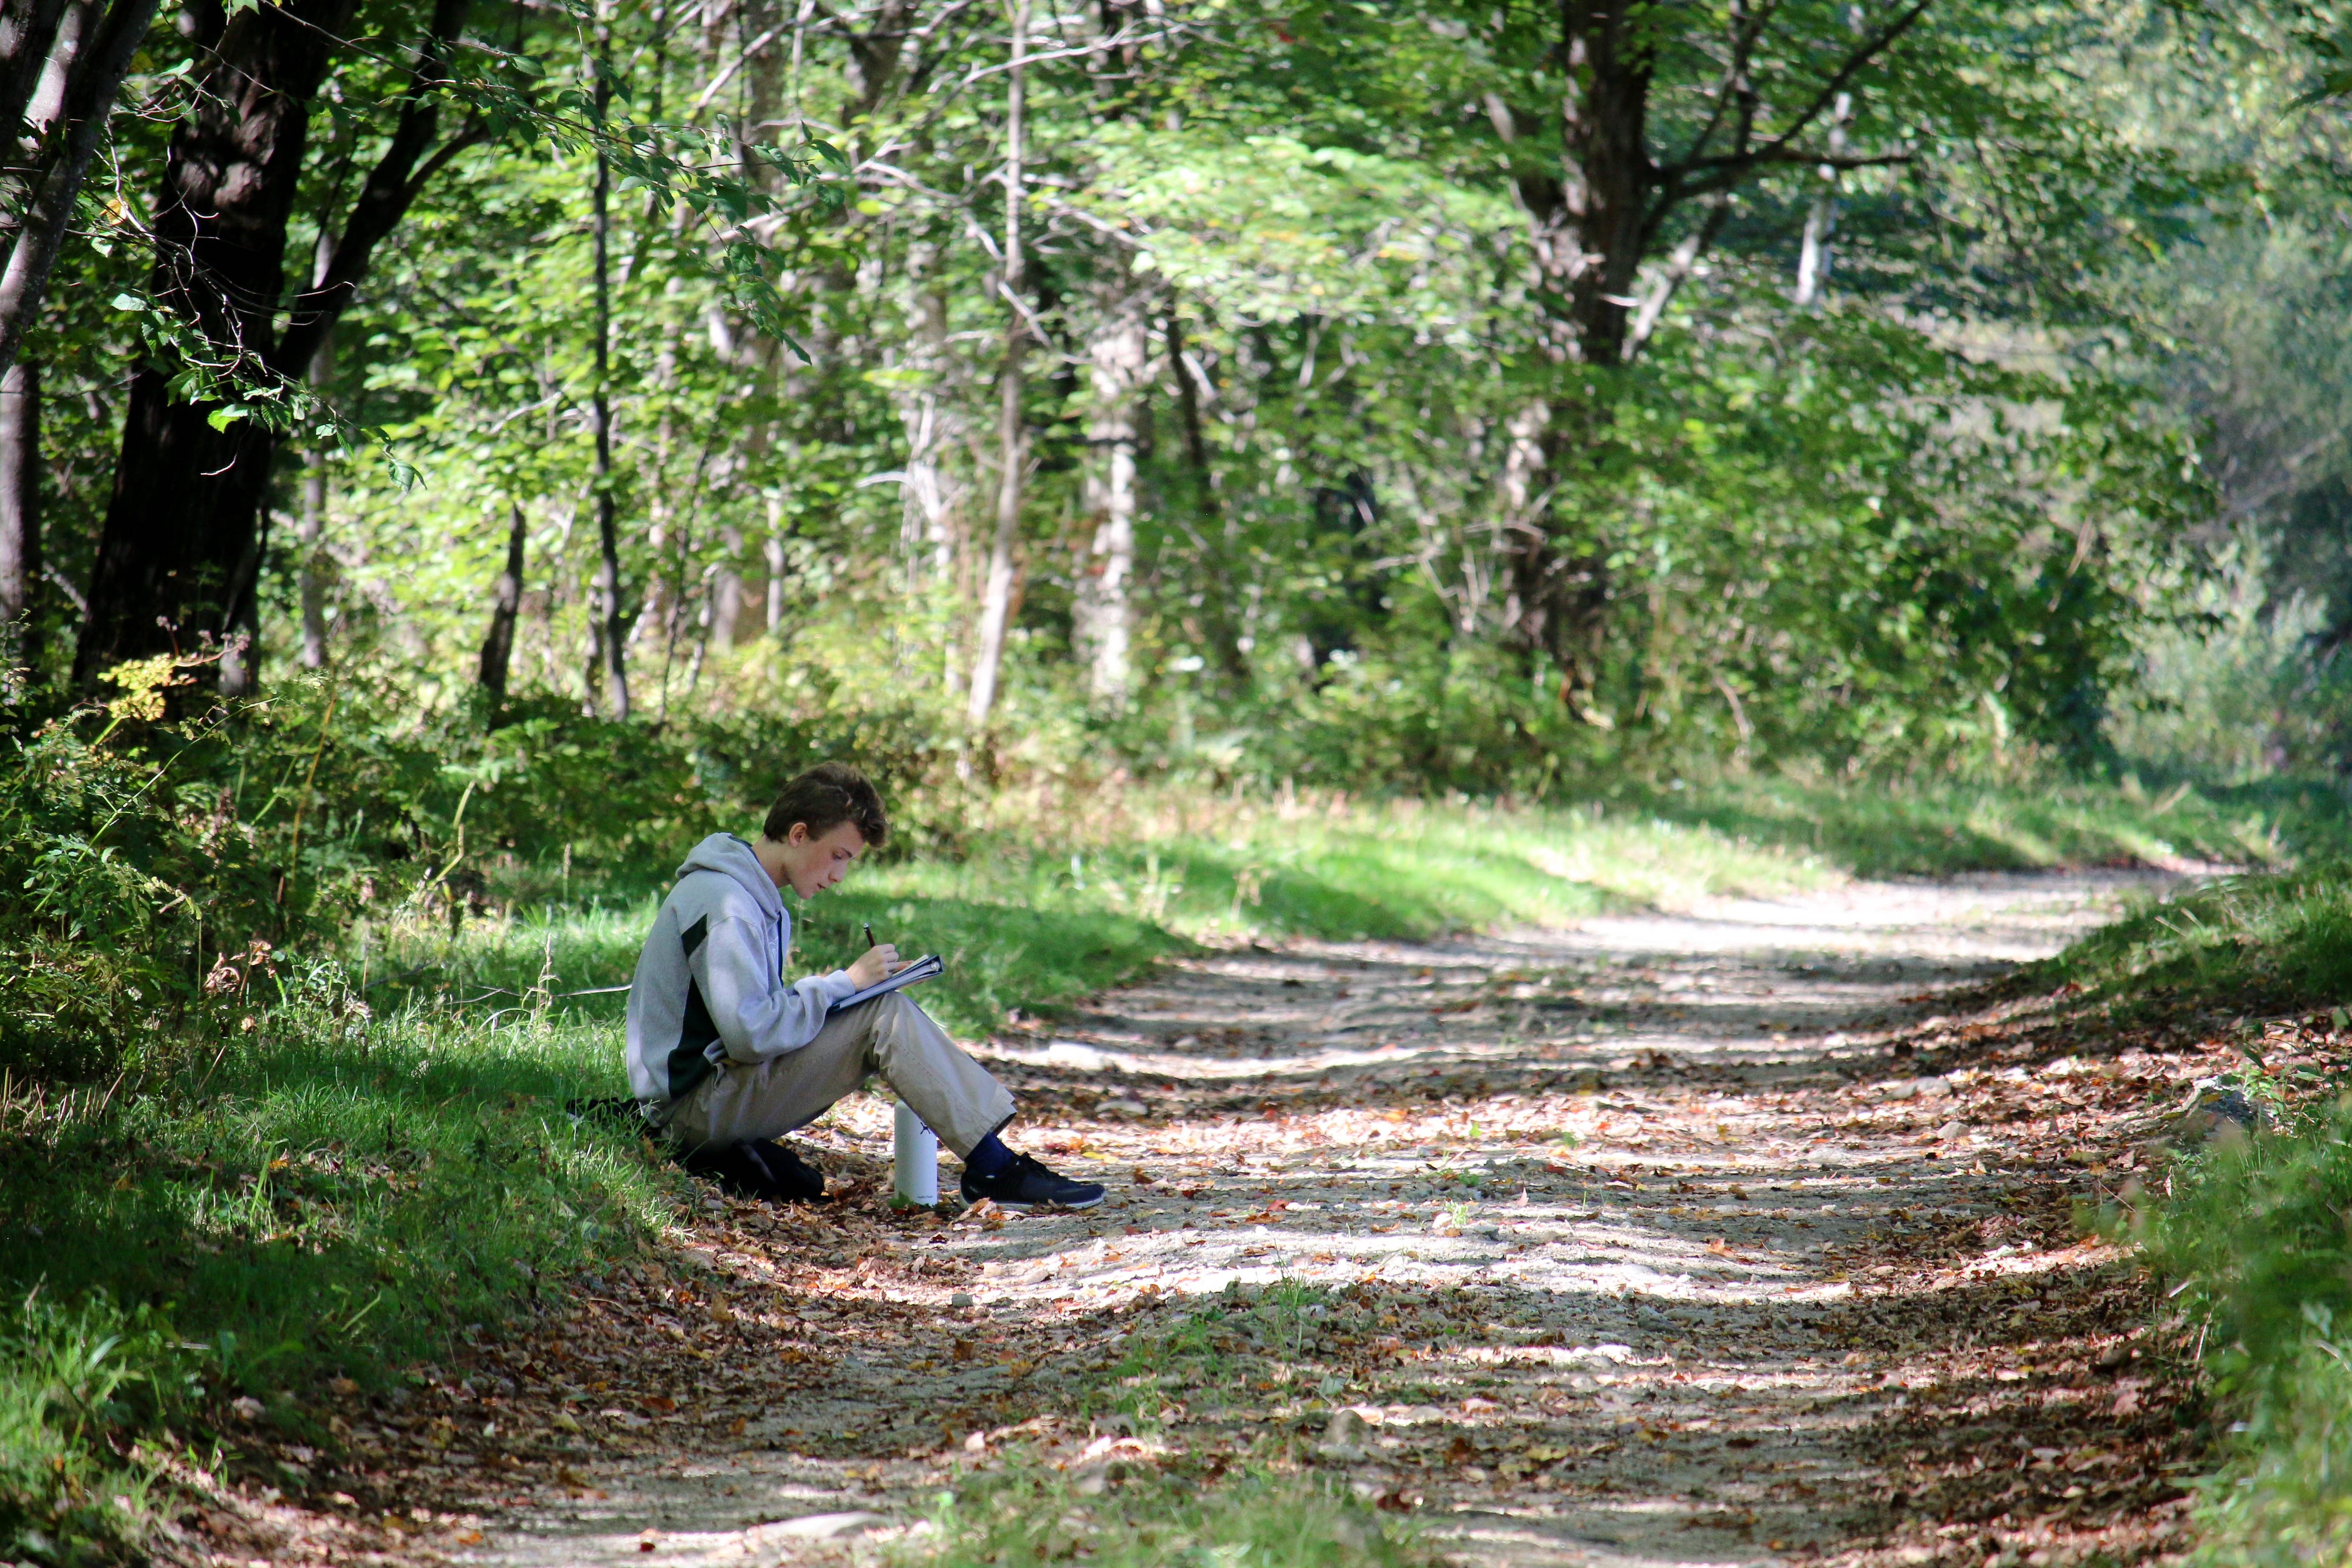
<box><xmin>0</xmin><ymin>667</ymin><xmax>2347</xmax><ymax>1562</ymax></box>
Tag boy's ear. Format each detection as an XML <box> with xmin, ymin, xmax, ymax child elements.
<box><xmin>785</xmin><ymin>821</ymin><xmax>809</xmax><ymax>845</ymax></box>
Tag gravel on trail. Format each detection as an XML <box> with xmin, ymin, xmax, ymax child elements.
<box><xmin>208</xmin><ymin>871</ymin><xmax>2225</xmax><ymax>1568</ymax></box>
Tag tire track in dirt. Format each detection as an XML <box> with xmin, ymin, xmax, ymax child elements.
<box><xmin>258</xmin><ymin>871</ymin><xmax>2212</xmax><ymax>1568</ymax></box>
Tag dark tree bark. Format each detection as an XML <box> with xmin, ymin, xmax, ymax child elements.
<box><xmin>0</xmin><ymin>359</ymin><xmax>36</xmax><ymax>659</ymax></box>
<box><xmin>0</xmin><ymin>0</ymin><xmax>162</xmax><ymax>377</ymax></box>
<box><xmin>73</xmin><ymin>0</ymin><xmax>480</xmax><ymax>689</ymax></box>
<box><xmin>585</xmin><ymin>4</ymin><xmax>630</xmax><ymax>719</ymax></box>
<box><xmin>478</xmin><ymin>499</ymin><xmax>526</xmax><ymax>708</ymax></box>
<box><xmin>1505</xmin><ymin>1</ymin><xmax>1926</xmax><ymax>369</ymax></box>
<box><xmin>1166</xmin><ymin>309</ymin><xmax>1248</xmax><ymax>687</ymax></box>
<box><xmin>0</xmin><ymin>0</ymin><xmax>75</xmax><ymax>153</ymax></box>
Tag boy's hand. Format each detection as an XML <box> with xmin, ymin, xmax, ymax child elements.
<box><xmin>846</xmin><ymin>944</ymin><xmax>901</xmax><ymax>989</ymax></box>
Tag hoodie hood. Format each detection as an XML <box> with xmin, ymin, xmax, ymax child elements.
<box><xmin>676</xmin><ymin>832</ymin><xmax>783</xmax><ymax>917</ymax></box>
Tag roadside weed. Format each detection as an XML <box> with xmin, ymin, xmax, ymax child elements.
<box><xmin>902</xmin><ymin>1462</ymin><xmax>1432</xmax><ymax>1568</ymax></box>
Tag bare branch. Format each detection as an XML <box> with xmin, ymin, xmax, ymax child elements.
<box><xmin>1662</xmin><ymin>0</ymin><xmax>1931</xmax><ymax>187</ymax></box>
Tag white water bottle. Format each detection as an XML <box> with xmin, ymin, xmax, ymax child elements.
<box><xmin>893</xmin><ymin>1100</ymin><xmax>939</xmax><ymax>1207</ymax></box>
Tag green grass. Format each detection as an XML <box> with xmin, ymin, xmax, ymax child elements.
<box><xmin>2045</xmin><ymin>866</ymin><xmax>2352</xmax><ymax>1567</ymax></box>
<box><xmin>2124</xmin><ymin>1089</ymin><xmax>2352</xmax><ymax>1568</ymax></box>
<box><xmin>2029</xmin><ymin>865</ymin><xmax>2352</xmax><ymax>1019</ymax></box>
<box><xmin>1605</xmin><ymin>772</ymin><xmax>2326</xmax><ymax>877</ymax></box>
<box><xmin>0</xmin><ymin>957</ymin><xmax>677</xmax><ymax>1561</ymax></box>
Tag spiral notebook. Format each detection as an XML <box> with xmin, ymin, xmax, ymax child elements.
<box><xmin>827</xmin><ymin>953</ymin><xmax>944</xmax><ymax>1013</ymax></box>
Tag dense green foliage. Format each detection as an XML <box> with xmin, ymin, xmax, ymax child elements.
<box><xmin>4</xmin><ymin>0</ymin><xmax>2277</xmax><ymax>784</ymax></box>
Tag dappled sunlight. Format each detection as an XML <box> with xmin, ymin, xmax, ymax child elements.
<box><xmin>319</xmin><ymin>870</ymin><xmax>2198</xmax><ymax>1568</ymax></box>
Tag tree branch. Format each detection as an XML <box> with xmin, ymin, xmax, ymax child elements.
<box><xmin>1624</xmin><ymin>191</ymin><xmax>1732</xmax><ymax>362</ymax></box>
<box><xmin>0</xmin><ymin>0</ymin><xmax>159</xmax><ymax>376</ymax></box>
<box><xmin>273</xmin><ymin>0</ymin><xmax>474</xmax><ymax>378</ymax></box>
<box><xmin>1675</xmin><ymin>147</ymin><xmax>1911</xmax><ymax>203</ymax></box>
<box><xmin>0</xmin><ymin>0</ymin><xmax>75</xmax><ymax>158</ymax></box>
<box><xmin>1668</xmin><ymin>0</ymin><xmax>1783</xmax><ymax>176</ymax></box>
<box><xmin>1662</xmin><ymin>0</ymin><xmax>1930</xmax><ymax>187</ymax></box>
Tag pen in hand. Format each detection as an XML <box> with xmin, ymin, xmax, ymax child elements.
<box><xmin>863</xmin><ymin>923</ymin><xmax>899</xmax><ymax>977</ymax></box>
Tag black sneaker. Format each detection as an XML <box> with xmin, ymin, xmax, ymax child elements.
<box><xmin>961</xmin><ymin>1152</ymin><xmax>1106</xmax><ymax>1209</ymax></box>
<box><xmin>682</xmin><ymin>1138</ymin><xmax>826</xmax><ymax>1203</ymax></box>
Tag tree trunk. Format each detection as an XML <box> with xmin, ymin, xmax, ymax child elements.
<box><xmin>1483</xmin><ymin>2</ymin><xmax>1916</xmax><ymax>713</ymax></box>
<box><xmin>73</xmin><ymin>0</ymin><xmax>350</xmax><ymax>689</ymax></box>
<box><xmin>1166</xmin><ymin>310</ymin><xmax>1248</xmax><ymax>685</ymax></box>
<box><xmin>964</xmin><ymin>0</ymin><xmax>1029</xmax><ymax>730</ymax></box>
<box><xmin>0</xmin><ymin>0</ymin><xmax>75</xmax><ymax>153</ymax></box>
<box><xmin>895</xmin><ymin>247</ymin><xmax>973</xmax><ymax>691</ymax></box>
<box><xmin>898</xmin><ymin>268</ymin><xmax>971</xmax><ymax>590</ymax></box>
<box><xmin>478</xmin><ymin>499</ymin><xmax>526</xmax><ymax>708</ymax></box>
<box><xmin>0</xmin><ymin>0</ymin><xmax>162</xmax><ymax>378</ymax></box>
<box><xmin>763</xmin><ymin>521</ymin><xmax>786</xmax><ymax>632</ymax></box>
<box><xmin>1074</xmin><ymin>276</ymin><xmax>1147</xmax><ymax>707</ymax></box>
<box><xmin>586</xmin><ymin>5</ymin><xmax>631</xmax><ymax>719</ymax></box>
<box><xmin>1794</xmin><ymin>91</ymin><xmax>1852</xmax><ymax>307</ymax></box>
<box><xmin>0</xmin><ymin>358</ymin><xmax>36</xmax><ymax>661</ymax></box>
<box><xmin>295</xmin><ymin>327</ymin><xmax>332</xmax><ymax>668</ymax></box>
<box><xmin>73</xmin><ymin>0</ymin><xmax>476</xmax><ymax>687</ymax></box>
<box><xmin>710</xmin><ymin>522</ymin><xmax>745</xmax><ymax>647</ymax></box>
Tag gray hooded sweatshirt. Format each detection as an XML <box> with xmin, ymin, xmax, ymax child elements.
<box><xmin>625</xmin><ymin>832</ymin><xmax>859</xmax><ymax>1109</ymax></box>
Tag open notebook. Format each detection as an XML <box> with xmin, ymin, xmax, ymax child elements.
<box><xmin>827</xmin><ymin>953</ymin><xmax>944</xmax><ymax>1013</ymax></box>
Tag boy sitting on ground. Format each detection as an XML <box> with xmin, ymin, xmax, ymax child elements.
<box><xmin>623</xmin><ymin>763</ymin><xmax>1103</xmax><ymax>1209</ymax></box>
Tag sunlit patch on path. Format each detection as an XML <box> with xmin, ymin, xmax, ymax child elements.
<box><xmin>347</xmin><ymin>871</ymin><xmax>2204</xmax><ymax>1568</ymax></box>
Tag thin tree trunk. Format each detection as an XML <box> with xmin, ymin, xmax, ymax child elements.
<box><xmin>1167</xmin><ymin>310</ymin><xmax>1247</xmax><ymax>685</ymax></box>
<box><xmin>587</xmin><ymin>5</ymin><xmax>631</xmax><ymax>720</ymax></box>
<box><xmin>896</xmin><ymin>245</ymin><xmax>973</xmax><ymax>691</ymax></box>
<box><xmin>0</xmin><ymin>0</ymin><xmax>160</xmax><ymax>378</ymax></box>
<box><xmin>0</xmin><ymin>359</ymin><xmax>36</xmax><ymax>660</ymax></box>
<box><xmin>478</xmin><ymin>499</ymin><xmax>526</xmax><ymax>708</ymax></box>
<box><xmin>296</xmin><ymin>327</ymin><xmax>332</xmax><ymax>668</ymax></box>
<box><xmin>1074</xmin><ymin>276</ymin><xmax>1146</xmax><ymax>707</ymax></box>
<box><xmin>763</xmin><ymin>523</ymin><xmax>786</xmax><ymax>632</ymax></box>
<box><xmin>1793</xmin><ymin>91</ymin><xmax>1851</xmax><ymax>307</ymax></box>
<box><xmin>710</xmin><ymin>522</ymin><xmax>745</xmax><ymax>646</ymax></box>
<box><xmin>10</xmin><ymin>0</ymin><xmax>93</xmax><ymax>159</ymax></box>
<box><xmin>964</xmin><ymin>0</ymin><xmax>1029</xmax><ymax>729</ymax></box>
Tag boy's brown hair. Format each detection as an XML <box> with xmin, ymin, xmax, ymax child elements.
<box><xmin>762</xmin><ymin>763</ymin><xmax>888</xmax><ymax>849</ymax></box>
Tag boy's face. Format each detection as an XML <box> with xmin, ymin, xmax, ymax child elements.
<box><xmin>775</xmin><ymin>821</ymin><xmax>867</xmax><ymax>898</ymax></box>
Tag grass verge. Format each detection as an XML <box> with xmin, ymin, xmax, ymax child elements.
<box><xmin>2030</xmin><ymin>864</ymin><xmax>2352</xmax><ymax>1021</ymax></box>
<box><xmin>0</xmin><ymin>959</ymin><xmax>673</xmax><ymax>1562</ymax></box>
<box><xmin>2038</xmin><ymin>866</ymin><xmax>2352</xmax><ymax>1566</ymax></box>
<box><xmin>1603</xmin><ymin>772</ymin><xmax>2325</xmax><ymax>877</ymax></box>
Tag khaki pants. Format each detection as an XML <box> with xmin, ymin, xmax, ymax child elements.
<box><xmin>660</xmin><ymin>992</ymin><xmax>1014</xmax><ymax>1159</ymax></box>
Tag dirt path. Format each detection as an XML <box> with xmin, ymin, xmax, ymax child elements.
<box><xmin>308</xmin><ymin>871</ymin><xmax>2216</xmax><ymax>1568</ymax></box>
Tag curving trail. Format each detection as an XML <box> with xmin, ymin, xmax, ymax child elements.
<box><xmin>299</xmin><ymin>871</ymin><xmax>2211</xmax><ymax>1568</ymax></box>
